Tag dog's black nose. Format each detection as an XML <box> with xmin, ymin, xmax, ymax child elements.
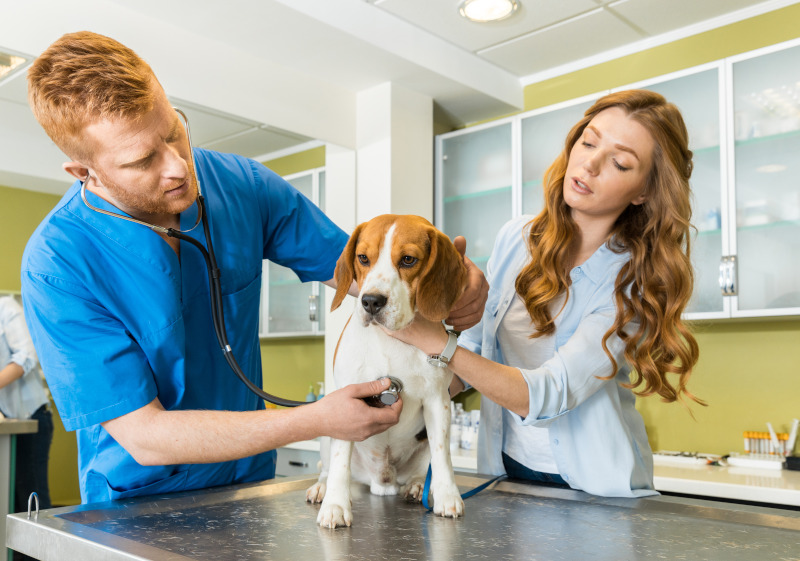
<box><xmin>361</xmin><ymin>293</ymin><xmax>387</xmax><ymax>315</ymax></box>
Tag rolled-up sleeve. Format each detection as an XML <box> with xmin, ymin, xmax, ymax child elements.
<box><xmin>1</xmin><ymin>298</ymin><xmax>39</xmax><ymax>375</ymax></box>
<box><xmin>520</xmin><ymin>308</ymin><xmax>636</xmax><ymax>425</ymax></box>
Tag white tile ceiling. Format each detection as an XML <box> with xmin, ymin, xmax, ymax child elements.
<box><xmin>0</xmin><ymin>0</ymin><xmax>793</xmax><ymax>194</ymax></box>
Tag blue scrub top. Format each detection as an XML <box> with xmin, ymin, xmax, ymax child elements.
<box><xmin>21</xmin><ymin>149</ymin><xmax>347</xmax><ymax>503</ymax></box>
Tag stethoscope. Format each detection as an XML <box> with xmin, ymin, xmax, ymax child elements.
<box><xmin>80</xmin><ymin>109</ymin><xmax>402</xmax><ymax>409</ymax></box>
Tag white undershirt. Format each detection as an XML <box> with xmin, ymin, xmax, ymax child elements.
<box><xmin>498</xmin><ymin>293</ymin><xmax>561</xmax><ymax>474</ymax></box>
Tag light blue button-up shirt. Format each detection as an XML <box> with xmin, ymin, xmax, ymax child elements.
<box><xmin>0</xmin><ymin>296</ymin><xmax>49</xmax><ymax>419</ymax></box>
<box><xmin>460</xmin><ymin>215</ymin><xmax>657</xmax><ymax>497</ymax></box>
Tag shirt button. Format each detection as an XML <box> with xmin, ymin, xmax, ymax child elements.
<box><xmin>553</xmin><ymin>439</ymin><xmax>559</xmax><ymax>446</ymax></box>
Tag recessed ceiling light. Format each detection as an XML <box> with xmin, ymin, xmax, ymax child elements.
<box><xmin>0</xmin><ymin>50</ymin><xmax>28</xmax><ymax>84</ymax></box>
<box><xmin>459</xmin><ymin>0</ymin><xmax>520</xmax><ymax>23</ymax></box>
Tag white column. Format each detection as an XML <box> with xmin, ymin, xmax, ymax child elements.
<box><xmin>356</xmin><ymin>82</ymin><xmax>433</xmax><ymax>221</ymax></box>
<box><xmin>323</xmin><ymin>82</ymin><xmax>433</xmax><ymax>390</ymax></box>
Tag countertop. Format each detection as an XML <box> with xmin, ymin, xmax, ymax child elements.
<box><xmin>0</xmin><ymin>419</ymin><xmax>37</xmax><ymax>436</ymax></box>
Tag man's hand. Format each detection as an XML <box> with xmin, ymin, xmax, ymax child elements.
<box><xmin>312</xmin><ymin>378</ymin><xmax>402</xmax><ymax>441</ymax></box>
<box><xmin>447</xmin><ymin>236</ymin><xmax>489</xmax><ymax>332</ymax></box>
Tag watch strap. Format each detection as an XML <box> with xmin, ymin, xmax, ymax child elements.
<box><xmin>427</xmin><ymin>330</ymin><xmax>458</xmax><ymax>367</ymax></box>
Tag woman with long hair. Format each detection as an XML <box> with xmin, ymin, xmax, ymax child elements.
<box><xmin>391</xmin><ymin>89</ymin><xmax>703</xmax><ymax>497</ymax></box>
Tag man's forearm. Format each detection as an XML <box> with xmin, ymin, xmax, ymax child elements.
<box><xmin>102</xmin><ymin>399</ymin><xmax>321</xmax><ymax>466</ymax></box>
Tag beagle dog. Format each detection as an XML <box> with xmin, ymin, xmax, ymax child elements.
<box><xmin>306</xmin><ymin>214</ymin><xmax>468</xmax><ymax>529</ymax></box>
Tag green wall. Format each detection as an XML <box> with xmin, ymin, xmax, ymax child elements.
<box><xmin>0</xmin><ymin>184</ymin><xmax>61</xmax><ymax>292</ymax></box>
<box><xmin>515</xmin><ymin>3</ymin><xmax>800</xmax><ymax>457</ymax></box>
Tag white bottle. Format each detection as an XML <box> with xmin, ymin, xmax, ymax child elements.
<box><xmin>450</xmin><ymin>402</ymin><xmax>463</xmax><ymax>452</ymax></box>
<box><xmin>460</xmin><ymin>410</ymin><xmax>473</xmax><ymax>450</ymax></box>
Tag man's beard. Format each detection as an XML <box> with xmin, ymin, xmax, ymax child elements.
<box><xmin>98</xmin><ymin>170</ymin><xmax>199</xmax><ymax>219</ymax></box>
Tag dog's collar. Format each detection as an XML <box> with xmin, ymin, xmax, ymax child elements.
<box><xmin>427</xmin><ymin>330</ymin><xmax>458</xmax><ymax>368</ymax></box>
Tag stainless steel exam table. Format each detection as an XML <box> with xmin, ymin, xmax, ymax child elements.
<box><xmin>7</xmin><ymin>473</ymin><xmax>800</xmax><ymax>560</ymax></box>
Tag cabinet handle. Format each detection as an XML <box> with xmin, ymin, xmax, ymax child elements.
<box><xmin>308</xmin><ymin>295</ymin><xmax>318</xmax><ymax>322</ymax></box>
<box><xmin>288</xmin><ymin>460</ymin><xmax>309</xmax><ymax>467</ymax></box>
<box><xmin>719</xmin><ymin>256</ymin><xmax>738</xmax><ymax>296</ymax></box>
<box><xmin>727</xmin><ymin>256</ymin><xmax>737</xmax><ymax>296</ymax></box>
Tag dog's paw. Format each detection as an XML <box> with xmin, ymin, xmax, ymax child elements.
<box><xmin>432</xmin><ymin>486</ymin><xmax>464</xmax><ymax>519</ymax></box>
<box><xmin>306</xmin><ymin>481</ymin><xmax>326</xmax><ymax>504</ymax></box>
<box><xmin>317</xmin><ymin>502</ymin><xmax>352</xmax><ymax>529</ymax></box>
<box><xmin>402</xmin><ymin>478</ymin><xmax>426</xmax><ymax>502</ymax></box>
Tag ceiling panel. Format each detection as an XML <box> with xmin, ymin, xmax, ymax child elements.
<box><xmin>0</xmin><ymin>66</ymin><xmax>30</xmax><ymax>105</ymax></box>
<box><xmin>203</xmin><ymin>127</ymin><xmax>312</xmax><ymax>159</ymax></box>
<box><xmin>479</xmin><ymin>7</ymin><xmax>645</xmax><ymax>75</ymax></box>
<box><xmin>375</xmin><ymin>0</ymin><xmax>600</xmax><ymax>52</ymax></box>
<box><xmin>609</xmin><ymin>0</ymin><xmax>775</xmax><ymax>36</ymax></box>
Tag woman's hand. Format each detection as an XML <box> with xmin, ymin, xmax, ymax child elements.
<box><xmin>386</xmin><ymin>315</ymin><xmax>450</xmax><ymax>356</ymax></box>
<box><xmin>446</xmin><ymin>236</ymin><xmax>488</xmax><ymax>332</ymax></box>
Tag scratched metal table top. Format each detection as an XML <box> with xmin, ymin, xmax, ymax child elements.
<box><xmin>7</xmin><ymin>474</ymin><xmax>800</xmax><ymax>560</ymax></box>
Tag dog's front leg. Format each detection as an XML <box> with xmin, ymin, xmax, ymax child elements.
<box><xmin>423</xmin><ymin>388</ymin><xmax>464</xmax><ymax>518</ymax></box>
<box><xmin>317</xmin><ymin>438</ymin><xmax>354</xmax><ymax>529</ymax></box>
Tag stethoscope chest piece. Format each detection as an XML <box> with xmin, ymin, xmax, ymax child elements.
<box><xmin>364</xmin><ymin>376</ymin><xmax>404</xmax><ymax>407</ymax></box>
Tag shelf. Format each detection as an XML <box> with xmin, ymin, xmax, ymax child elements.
<box><xmin>734</xmin><ymin>128</ymin><xmax>800</xmax><ymax>147</ymax></box>
<box><xmin>268</xmin><ymin>279</ymin><xmax>303</xmax><ymax>287</ymax></box>
<box><xmin>737</xmin><ymin>219</ymin><xmax>800</xmax><ymax>232</ymax></box>
<box><xmin>693</xmin><ymin>144</ymin><xmax>721</xmax><ymax>155</ymax></box>
<box><xmin>443</xmin><ymin>185</ymin><xmax>511</xmax><ymax>204</ymax></box>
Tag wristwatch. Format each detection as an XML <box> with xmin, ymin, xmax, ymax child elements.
<box><xmin>427</xmin><ymin>330</ymin><xmax>458</xmax><ymax>368</ymax></box>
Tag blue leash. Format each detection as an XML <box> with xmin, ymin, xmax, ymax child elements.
<box><xmin>421</xmin><ymin>464</ymin><xmax>507</xmax><ymax>511</ymax></box>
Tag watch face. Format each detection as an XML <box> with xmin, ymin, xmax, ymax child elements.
<box><xmin>427</xmin><ymin>356</ymin><xmax>447</xmax><ymax>368</ymax></box>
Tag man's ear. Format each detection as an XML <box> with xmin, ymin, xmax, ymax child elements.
<box><xmin>63</xmin><ymin>161</ymin><xmax>90</xmax><ymax>182</ymax></box>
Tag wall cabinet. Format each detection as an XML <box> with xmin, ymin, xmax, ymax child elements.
<box><xmin>259</xmin><ymin>168</ymin><xmax>327</xmax><ymax>337</ymax></box>
<box><xmin>435</xmin><ymin>39</ymin><xmax>800</xmax><ymax>320</ymax></box>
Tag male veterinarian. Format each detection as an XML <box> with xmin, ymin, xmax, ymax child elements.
<box><xmin>21</xmin><ymin>32</ymin><xmax>488</xmax><ymax>504</ymax></box>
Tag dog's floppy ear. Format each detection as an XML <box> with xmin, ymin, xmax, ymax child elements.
<box><xmin>416</xmin><ymin>227</ymin><xmax>468</xmax><ymax>321</ymax></box>
<box><xmin>331</xmin><ymin>223</ymin><xmax>364</xmax><ymax>312</ymax></box>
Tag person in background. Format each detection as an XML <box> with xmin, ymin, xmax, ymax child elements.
<box><xmin>21</xmin><ymin>31</ymin><xmax>489</xmax><ymax>505</ymax></box>
<box><xmin>0</xmin><ymin>295</ymin><xmax>52</xmax><ymax>560</ymax></box>
<box><xmin>390</xmin><ymin>89</ymin><xmax>704</xmax><ymax>497</ymax></box>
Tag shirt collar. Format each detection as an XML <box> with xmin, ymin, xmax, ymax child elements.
<box><xmin>574</xmin><ymin>240</ymin><xmax>628</xmax><ymax>285</ymax></box>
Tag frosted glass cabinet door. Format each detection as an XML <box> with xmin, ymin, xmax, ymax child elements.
<box><xmin>439</xmin><ymin>123</ymin><xmax>513</xmax><ymax>272</ymax></box>
<box><xmin>521</xmin><ymin>100</ymin><xmax>594</xmax><ymax>216</ymax></box>
<box><xmin>265</xmin><ymin>261</ymin><xmax>315</xmax><ymax>334</ymax></box>
<box><xmin>732</xmin><ymin>43</ymin><xmax>800</xmax><ymax>312</ymax></box>
<box><xmin>259</xmin><ymin>170</ymin><xmax>323</xmax><ymax>336</ymax></box>
<box><xmin>644</xmin><ymin>69</ymin><xmax>725</xmax><ymax>316</ymax></box>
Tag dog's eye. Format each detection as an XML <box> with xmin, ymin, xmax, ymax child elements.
<box><xmin>357</xmin><ymin>254</ymin><xmax>369</xmax><ymax>265</ymax></box>
<box><xmin>399</xmin><ymin>255</ymin><xmax>418</xmax><ymax>268</ymax></box>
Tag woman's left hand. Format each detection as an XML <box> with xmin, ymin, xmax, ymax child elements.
<box><xmin>446</xmin><ymin>236</ymin><xmax>488</xmax><ymax>331</ymax></box>
<box><xmin>385</xmin><ymin>315</ymin><xmax>449</xmax><ymax>356</ymax></box>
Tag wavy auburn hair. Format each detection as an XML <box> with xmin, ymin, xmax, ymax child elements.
<box><xmin>515</xmin><ymin>89</ymin><xmax>702</xmax><ymax>404</ymax></box>
<box><xmin>27</xmin><ymin>31</ymin><xmax>157</xmax><ymax>163</ymax></box>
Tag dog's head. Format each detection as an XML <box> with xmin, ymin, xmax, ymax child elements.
<box><xmin>331</xmin><ymin>214</ymin><xmax>468</xmax><ymax>331</ymax></box>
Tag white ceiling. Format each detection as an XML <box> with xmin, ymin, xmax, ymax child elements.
<box><xmin>0</xmin><ymin>0</ymin><xmax>794</xmax><ymax>194</ymax></box>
